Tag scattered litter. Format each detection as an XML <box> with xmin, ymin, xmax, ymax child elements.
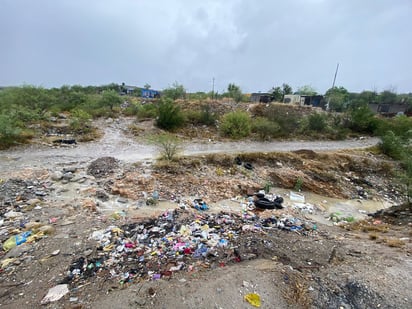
<box><xmin>292</xmin><ymin>202</ymin><xmax>314</xmax><ymax>214</ymax></box>
<box><xmin>62</xmin><ymin>208</ymin><xmax>319</xmax><ymax>286</ymax></box>
<box><xmin>1</xmin><ymin>258</ymin><xmax>16</xmax><ymax>268</ymax></box>
<box><xmin>290</xmin><ymin>191</ymin><xmax>305</xmax><ymax>203</ymax></box>
<box><xmin>3</xmin><ymin>231</ymin><xmax>32</xmax><ymax>252</ymax></box>
<box><xmin>41</xmin><ymin>284</ymin><xmax>69</xmax><ymax>304</ymax></box>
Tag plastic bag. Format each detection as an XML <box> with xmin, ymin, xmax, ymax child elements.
<box><xmin>2</xmin><ymin>231</ymin><xmax>32</xmax><ymax>251</ymax></box>
<box><xmin>244</xmin><ymin>293</ymin><xmax>261</xmax><ymax>307</ymax></box>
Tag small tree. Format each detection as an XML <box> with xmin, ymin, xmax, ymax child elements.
<box><xmin>227</xmin><ymin>83</ymin><xmax>243</xmax><ymax>103</ymax></box>
<box><xmin>199</xmin><ymin>104</ymin><xmax>217</xmax><ymax>126</ymax></box>
<box><xmin>379</xmin><ymin>90</ymin><xmax>398</xmax><ymax>105</ymax></box>
<box><xmin>270</xmin><ymin>86</ymin><xmax>283</xmax><ymax>102</ymax></box>
<box><xmin>144</xmin><ymin>83</ymin><xmax>151</xmax><ymax>90</ymax></box>
<box><xmin>282</xmin><ymin>83</ymin><xmax>293</xmax><ymax>96</ymax></box>
<box><xmin>99</xmin><ymin>90</ymin><xmax>122</xmax><ymax>111</ymax></box>
<box><xmin>162</xmin><ymin>82</ymin><xmax>186</xmax><ymax>100</ymax></box>
<box><xmin>325</xmin><ymin>86</ymin><xmax>349</xmax><ymax>112</ymax></box>
<box><xmin>152</xmin><ymin>133</ymin><xmax>181</xmax><ymax>161</ymax></box>
<box><xmin>296</xmin><ymin>85</ymin><xmax>317</xmax><ymax>96</ymax></box>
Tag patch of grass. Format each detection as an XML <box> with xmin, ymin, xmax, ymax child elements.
<box><xmin>215</xmin><ymin>166</ymin><xmax>224</xmax><ymax>176</ymax></box>
<box><xmin>294</xmin><ymin>177</ymin><xmax>303</xmax><ymax>191</ymax></box>
<box><xmin>128</xmin><ymin>124</ymin><xmax>144</xmax><ymax>136</ymax></box>
<box><xmin>153</xmin><ymin>160</ymin><xmax>181</xmax><ymax>174</ymax></box>
<box><xmin>77</xmin><ymin>128</ymin><xmax>101</xmax><ymax>142</ymax></box>
<box><xmin>330</xmin><ymin>212</ymin><xmax>355</xmax><ymax>223</ymax></box>
<box><xmin>204</xmin><ymin>153</ymin><xmax>234</xmax><ymax>167</ymax></box>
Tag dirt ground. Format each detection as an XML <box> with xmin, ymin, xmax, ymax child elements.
<box><xmin>0</xmin><ymin>117</ymin><xmax>411</xmax><ymax>309</ymax></box>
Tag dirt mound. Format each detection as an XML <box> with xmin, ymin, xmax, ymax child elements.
<box><xmin>87</xmin><ymin>157</ymin><xmax>119</xmax><ymax>178</ymax></box>
<box><xmin>369</xmin><ymin>202</ymin><xmax>412</xmax><ymax>225</ymax></box>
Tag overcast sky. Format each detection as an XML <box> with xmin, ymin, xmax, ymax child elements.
<box><xmin>1</xmin><ymin>0</ymin><xmax>411</xmax><ymax>94</ymax></box>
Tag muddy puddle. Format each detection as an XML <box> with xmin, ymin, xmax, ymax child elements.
<box><xmin>48</xmin><ymin>174</ymin><xmax>392</xmax><ymax>227</ymax></box>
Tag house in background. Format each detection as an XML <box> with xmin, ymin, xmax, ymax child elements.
<box><xmin>368</xmin><ymin>103</ymin><xmax>409</xmax><ymax>117</ymax></box>
<box><xmin>250</xmin><ymin>93</ymin><xmax>272</xmax><ymax>103</ymax></box>
<box><xmin>141</xmin><ymin>88</ymin><xmax>160</xmax><ymax>98</ymax></box>
<box><xmin>283</xmin><ymin>94</ymin><xmax>325</xmax><ymax>108</ymax></box>
<box><xmin>120</xmin><ymin>84</ymin><xmax>161</xmax><ymax>98</ymax></box>
<box><xmin>122</xmin><ymin>85</ymin><xmax>138</xmax><ymax>95</ymax></box>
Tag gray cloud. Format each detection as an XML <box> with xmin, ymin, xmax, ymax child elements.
<box><xmin>1</xmin><ymin>0</ymin><xmax>411</xmax><ymax>94</ymax></box>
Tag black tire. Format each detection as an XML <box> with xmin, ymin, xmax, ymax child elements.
<box><xmin>243</xmin><ymin>162</ymin><xmax>253</xmax><ymax>170</ymax></box>
<box><xmin>254</xmin><ymin>198</ymin><xmax>284</xmax><ymax>209</ymax></box>
<box><xmin>235</xmin><ymin>157</ymin><xmax>242</xmax><ymax>165</ymax></box>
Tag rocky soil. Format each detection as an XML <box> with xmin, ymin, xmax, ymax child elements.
<box><xmin>0</xmin><ymin>117</ymin><xmax>411</xmax><ymax>309</ymax></box>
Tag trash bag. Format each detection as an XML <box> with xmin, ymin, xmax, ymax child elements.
<box><xmin>244</xmin><ymin>293</ymin><xmax>261</xmax><ymax>307</ymax></box>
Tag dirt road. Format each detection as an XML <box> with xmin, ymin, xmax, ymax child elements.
<box><xmin>0</xmin><ymin>118</ymin><xmax>379</xmax><ymax>174</ymax></box>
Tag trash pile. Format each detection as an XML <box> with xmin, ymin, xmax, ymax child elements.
<box><xmin>0</xmin><ymin>178</ymin><xmax>51</xmax><ymax>208</ymax></box>
<box><xmin>62</xmin><ymin>208</ymin><xmax>319</xmax><ymax>286</ymax></box>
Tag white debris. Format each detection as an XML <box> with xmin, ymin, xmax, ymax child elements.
<box><xmin>41</xmin><ymin>284</ymin><xmax>69</xmax><ymax>304</ymax></box>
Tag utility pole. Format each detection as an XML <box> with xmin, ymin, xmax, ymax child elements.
<box><xmin>327</xmin><ymin>63</ymin><xmax>339</xmax><ymax>111</ymax></box>
<box><xmin>332</xmin><ymin>63</ymin><xmax>339</xmax><ymax>89</ymax></box>
<box><xmin>212</xmin><ymin>77</ymin><xmax>215</xmax><ymax>101</ymax></box>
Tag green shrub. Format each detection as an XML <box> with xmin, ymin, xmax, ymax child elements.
<box><xmin>185</xmin><ymin>105</ymin><xmax>217</xmax><ymax>126</ymax></box>
<box><xmin>69</xmin><ymin>109</ymin><xmax>92</xmax><ymax>134</ymax></box>
<box><xmin>307</xmin><ymin>113</ymin><xmax>328</xmax><ymax>132</ymax></box>
<box><xmin>251</xmin><ymin>117</ymin><xmax>280</xmax><ymax>140</ymax></box>
<box><xmin>184</xmin><ymin>110</ymin><xmax>202</xmax><ymax>125</ymax></box>
<box><xmin>156</xmin><ymin>98</ymin><xmax>185</xmax><ymax>130</ymax></box>
<box><xmin>294</xmin><ymin>177</ymin><xmax>303</xmax><ymax>191</ymax></box>
<box><xmin>199</xmin><ymin>104</ymin><xmax>217</xmax><ymax>126</ymax></box>
<box><xmin>376</xmin><ymin>115</ymin><xmax>412</xmax><ymax>141</ymax></box>
<box><xmin>122</xmin><ymin>103</ymin><xmax>140</xmax><ymax>116</ymax></box>
<box><xmin>220</xmin><ymin>111</ymin><xmax>251</xmax><ymax>139</ymax></box>
<box><xmin>136</xmin><ymin>103</ymin><xmax>157</xmax><ymax>119</ymax></box>
<box><xmin>379</xmin><ymin>131</ymin><xmax>405</xmax><ymax>160</ymax></box>
<box><xmin>0</xmin><ymin>114</ymin><xmax>22</xmax><ymax>148</ymax></box>
<box><xmin>348</xmin><ymin>106</ymin><xmax>378</xmax><ymax>134</ymax></box>
<box><xmin>266</xmin><ymin>105</ymin><xmax>300</xmax><ymax>136</ymax></box>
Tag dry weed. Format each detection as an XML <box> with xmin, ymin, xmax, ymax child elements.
<box><xmin>344</xmin><ymin>220</ymin><xmax>390</xmax><ymax>233</ymax></box>
<box><xmin>283</xmin><ymin>272</ymin><xmax>312</xmax><ymax>308</ymax></box>
<box><xmin>369</xmin><ymin>233</ymin><xmax>379</xmax><ymax>240</ymax></box>
<box><xmin>383</xmin><ymin>237</ymin><xmax>406</xmax><ymax>248</ymax></box>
